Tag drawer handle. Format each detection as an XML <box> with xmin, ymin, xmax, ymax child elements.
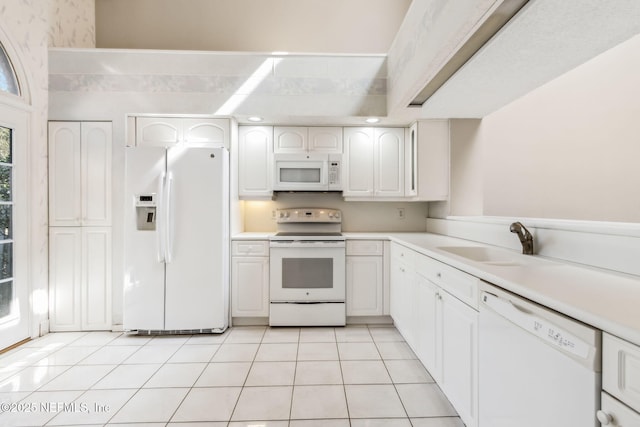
<box><xmin>436</xmin><ymin>272</ymin><xmax>442</xmax><ymax>278</ymax></box>
<box><xmin>596</xmin><ymin>410</ymin><xmax>612</xmax><ymax>425</ymax></box>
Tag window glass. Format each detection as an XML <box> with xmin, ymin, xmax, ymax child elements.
<box><xmin>0</xmin><ymin>44</ymin><xmax>19</xmax><ymax>96</ymax></box>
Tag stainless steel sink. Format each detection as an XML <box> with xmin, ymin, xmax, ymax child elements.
<box><xmin>437</xmin><ymin>246</ymin><xmax>523</xmax><ymax>266</ymax></box>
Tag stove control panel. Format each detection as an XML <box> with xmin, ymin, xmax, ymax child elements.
<box><xmin>275</xmin><ymin>208</ymin><xmax>342</xmax><ymax>223</ymax></box>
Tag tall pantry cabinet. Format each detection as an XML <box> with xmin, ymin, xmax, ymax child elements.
<box><xmin>48</xmin><ymin>122</ymin><xmax>112</xmax><ymax>331</ymax></box>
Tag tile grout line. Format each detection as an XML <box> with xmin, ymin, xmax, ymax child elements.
<box><xmin>370</xmin><ymin>326</ymin><xmax>415</xmax><ymax>424</ymax></box>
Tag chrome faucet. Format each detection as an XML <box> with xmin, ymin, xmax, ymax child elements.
<box><xmin>510</xmin><ymin>222</ymin><xmax>534</xmax><ymax>255</ymax></box>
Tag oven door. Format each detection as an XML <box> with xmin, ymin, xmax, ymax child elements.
<box><xmin>270</xmin><ymin>241</ymin><xmax>346</xmax><ymax>302</ymax></box>
<box><xmin>273</xmin><ymin>154</ymin><xmax>329</xmax><ymax>191</ymax></box>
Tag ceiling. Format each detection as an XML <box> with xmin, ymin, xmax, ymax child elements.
<box><xmin>95</xmin><ymin>0</ymin><xmax>412</xmax><ymax>54</ymax></box>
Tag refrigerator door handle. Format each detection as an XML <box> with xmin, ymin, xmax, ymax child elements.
<box><xmin>156</xmin><ymin>171</ymin><xmax>167</xmax><ymax>263</ymax></box>
<box><xmin>165</xmin><ymin>172</ymin><xmax>175</xmax><ymax>263</ymax></box>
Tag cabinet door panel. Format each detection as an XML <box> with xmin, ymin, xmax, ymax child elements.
<box><xmin>274</xmin><ymin>127</ymin><xmax>307</xmax><ymax>153</ymax></box>
<box><xmin>308</xmin><ymin>127</ymin><xmax>343</xmax><ymax>153</ymax></box>
<box><xmin>82</xmin><ymin>122</ymin><xmax>112</xmax><ymax>226</ymax></box>
<box><xmin>82</xmin><ymin>228</ymin><xmax>112</xmax><ymax>330</ymax></box>
<box><xmin>136</xmin><ymin>117</ymin><xmax>181</xmax><ymax>147</ymax></box>
<box><xmin>183</xmin><ymin>118</ymin><xmax>228</xmax><ymax>146</ymax></box>
<box><xmin>49</xmin><ymin>122</ymin><xmax>82</xmax><ymax>226</ymax></box>
<box><xmin>232</xmin><ymin>257</ymin><xmax>269</xmax><ymax>317</ymax></box>
<box><xmin>416</xmin><ymin>274</ymin><xmax>440</xmax><ymax>380</ymax></box>
<box><xmin>49</xmin><ymin>228</ymin><xmax>82</xmax><ymax>331</ymax></box>
<box><xmin>238</xmin><ymin>126</ymin><xmax>273</xmax><ymax>198</ymax></box>
<box><xmin>343</xmin><ymin>127</ymin><xmax>374</xmax><ymax>197</ymax></box>
<box><xmin>346</xmin><ymin>256</ymin><xmax>383</xmax><ymax>316</ymax></box>
<box><xmin>440</xmin><ymin>290</ymin><xmax>478</xmax><ymax>427</ymax></box>
<box><xmin>600</xmin><ymin>392</ymin><xmax>640</xmax><ymax>426</ymax></box>
<box><xmin>374</xmin><ymin>128</ymin><xmax>404</xmax><ymax>197</ymax></box>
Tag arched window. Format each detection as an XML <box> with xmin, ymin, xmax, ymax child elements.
<box><xmin>0</xmin><ymin>42</ymin><xmax>19</xmax><ymax>96</ymax></box>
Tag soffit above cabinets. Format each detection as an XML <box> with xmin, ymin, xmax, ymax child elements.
<box><xmin>388</xmin><ymin>0</ymin><xmax>640</xmax><ymax>120</ymax></box>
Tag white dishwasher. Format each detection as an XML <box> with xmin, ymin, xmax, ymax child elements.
<box><xmin>479</xmin><ymin>281</ymin><xmax>601</xmax><ymax>427</ymax></box>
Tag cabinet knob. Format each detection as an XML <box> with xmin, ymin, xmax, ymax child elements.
<box><xmin>596</xmin><ymin>410</ymin><xmax>613</xmax><ymax>425</ymax></box>
<box><xmin>436</xmin><ymin>272</ymin><xmax>442</xmax><ymax>278</ymax></box>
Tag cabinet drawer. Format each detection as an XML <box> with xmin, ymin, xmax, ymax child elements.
<box><xmin>232</xmin><ymin>240</ymin><xmax>269</xmax><ymax>256</ymax></box>
<box><xmin>600</xmin><ymin>392</ymin><xmax>640</xmax><ymax>426</ymax></box>
<box><xmin>390</xmin><ymin>242</ymin><xmax>415</xmax><ymax>265</ymax></box>
<box><xmin>603</xmin><ymin>333</ymin><xmax>640</xmax><ymax>412</ymax></box>
<box><xmin>347</xmin><ymin>240</ymin><xmax>384</xmax><ymax>256</ymax></box>
<box><xmin>416</xmin><ymin>254</ymin><xmax>479</xmax><ymax>309</ymax></box>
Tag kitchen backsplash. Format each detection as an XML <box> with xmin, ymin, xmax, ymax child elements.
<box><xmin>243</xmin><ymin>193</ymin><xmax>429</xmax><ymax>232</ymax></box>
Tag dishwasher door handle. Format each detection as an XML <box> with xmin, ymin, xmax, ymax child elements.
<box><xmin>481</xmin><ymin>291</ymin><xmax>591</xmax><ymax>359</ymax></box>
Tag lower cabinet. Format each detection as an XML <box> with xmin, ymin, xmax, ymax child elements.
<box><xmin>390</xmin><ymin>242</ymin><xmax>478</xmax><ymax>427</ymax></box>
<box><xmin>415</xmin><ymin>273</ymin><xmax>440</xmax><ymax>382</ymax></box>
<box><xmin>231</xmin><ymin>240</ymin><xmax>269</xmax><ymax>317</ymax></box>
<box><xmin>439</xmin><ymin>289</ymin><xmax>478</xmax><ymax>427</ymax></box>
<box><xmin>599</xmin><ymin>332</ymin><xmax>640</xmax><ymax>425</ymax></box>
<box><xmin>49</xmin><ymin>227</ymin><xmax>112</xmax><ymax>331</ymax></box>
<box><xmin>346</xmin><ymin>240</ymin><xmax>384</xmax><ymax>316</ymax></box>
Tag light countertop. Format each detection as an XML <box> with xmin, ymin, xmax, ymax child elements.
<box><xmin>233</xmin><ymin>231</ymin><xmax>640</xmax><ymax>345</ymax></box>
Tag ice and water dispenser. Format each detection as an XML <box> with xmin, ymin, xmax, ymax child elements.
<box><xmin>135</xmin><ymin>194</ymin><xmax>157</xmax><ymax>230</ymax></box>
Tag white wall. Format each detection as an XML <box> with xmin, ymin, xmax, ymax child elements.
<box><xmin>95</xmin><ymin>0</ymin><xmax>410</xmax><ymax>54</ymax></box>
<box><xmin>481</xmin><ymin>34</ymin><xmax>640</xmax><ymax>222</ymax></box>
<box><xmin>49</xmin><ymin>0</ymin><xmax>95</xmax><ymax>48</ymax></box>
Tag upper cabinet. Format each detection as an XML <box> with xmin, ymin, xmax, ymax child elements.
<box><xmin>343</xmin><ymin>127</ymin><xmax>404</xmax><ymax>199</ymax></box>
<box><xmin>274</xmin><ymin>126</ymin><xmax>342</xmax><ymax>153</ymax></box>
<box><xmin>237</xmin><ymin>122</ymin><xmax>449</xmax><ymax>202</ymax></box>
<box><xmin>133</xmin><ymin>117</ymin><xmax>229</xmax><ymax>148</ymax></box>
<box><xmin>238</xmin><ymin>126</ymin><xmax>274</xmax><ymax>200</ymax></box>
<box><xmin>49</xmin><ymin>121</ymin><xmax>112</xmax><ymax>227</ymax></box>
<box><xmin>408</xmin><ymin>120</ymin><xmax>449</xmax><ymax>201</ymax></box>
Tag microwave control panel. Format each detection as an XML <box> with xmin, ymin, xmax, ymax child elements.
<box><xmin>328</xmin><ymin>160</ymin><xmax>341</xmax><ymax>186</ymax></box>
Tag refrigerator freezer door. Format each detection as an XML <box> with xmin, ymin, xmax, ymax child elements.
<box><xmin>123</xmin><ymin>147</ymin><xmax>167</xmax><ymax>330</ymax></box>
<box><xmin>164</xmin><ymin>147</ymin><xmax>229</xmax><ymax>330</ymax></box>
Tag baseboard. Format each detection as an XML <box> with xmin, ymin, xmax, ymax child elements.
<box><xmin>346</xmin><ymin>315</ymin><xmax>393</xmax><ymax>325</ymax></box>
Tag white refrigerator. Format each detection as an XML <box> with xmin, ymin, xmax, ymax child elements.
<box><xmin>123</xmin><ymin>145</ymin><xmax>229</xmax><ymax>332</ymax></box>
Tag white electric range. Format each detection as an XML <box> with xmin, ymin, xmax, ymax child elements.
<box><xmin>269</xmin><ymin>208</ymin><xmax>346</xmax><ymax>326</ymax></box>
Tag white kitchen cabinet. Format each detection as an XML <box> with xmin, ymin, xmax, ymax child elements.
<box><xmin>343</xmin><ymin>127</ymin><xmax>404</xmax><ymax>199</ymax></box>
<box><xmin>238</xmin><ymin>126</ymin><xmax>273</xmax><ymax>199</ymax></box>
<box><xmin>406</xmin><ymin>120</ymin><xmax>450</xmax><ymax>201</ymax></box>
<box><xmin>599</xmin><ymin>392</ymin><xmax>640</xmax><ymax>426</ymax></box>
<box><xmin>231</xmin><ymin>240</ymin><xmax>269</xmax><ymax>317</ymax></box>
<box><xmin>415</xmin><ymin>272</ymin><xmax>441</xmax><ymax>381</ymax></box>
<box><xmin>600</xmin><ymin>332</ymin><xmax>640</xmax><ymax>424</ymax></box>
<box><xmin>49</xmin><ymin>227</ymin><xmax>112</xmax><ymax>331</ymax></box>
<box><xmin>274</xmin><ymin>126</ymin><xmax>343</xmax><ymax>153</ymax></box>
<box><xmin>134</xmin><ymin>116</ymin><xmax>229</xmax><ymax>147</ymax></box>
<box><xmin>308</xmin><ymin>127</ymin><xmax>343</xmax><ymax>152</ymax></box>
<box><xmin>343</xmin><ymin>127</ymin><xmax>375</xmax><ymax>197</ymax></box>
<box><xmin>49</xmin><ymin>121</ymin><xmax>112</xmax><ymax>227</ymax></box>
<box><xmin>439</xmin><ymin>288</ymin><xmax>478</xmax><ymax>427</ymax></box>
<box><xmin>390</xmin><ymin>242</ymin><xmax>478</xmax><ymax>427</ymax></box>
<box><xmin>346</xmin><ymin>240</ymin><xmax>384</xmax><ymax>316</ymax></box>
<box><xmin>390</xmin><ymin>243</ymin><xmax>416</xmax><ymax>344</ymax></box>
<box><xmin>374</xmin><ymin>128</ymin><xmax>404</xmax><ymax>197</ymax></box>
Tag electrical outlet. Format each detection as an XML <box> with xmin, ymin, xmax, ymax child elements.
<box><xmin>397</xmin><ymin>208</ymin><xmax>405</xmax><ymax>220</ymax></box>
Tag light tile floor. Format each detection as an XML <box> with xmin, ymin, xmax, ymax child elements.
<box><xmin>0</xmin><ymin>325</ymin><xmax>464</xmax><ymax>427</ymax></box>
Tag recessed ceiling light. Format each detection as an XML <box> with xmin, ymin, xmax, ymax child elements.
<box><xmin>247</xmin><ymin>116</ymin><xmax>263</xmax><ymax>122</ymax></box>
<box><xmin>365</xmin><ymin>117</ymin><xmax>380</xmax><ymax>124</ymax></box>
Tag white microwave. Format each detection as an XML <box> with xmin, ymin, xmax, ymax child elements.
<box><xmin>273</xmin><ymin>153</ymin><xmax>342</xmax><ymax>191</ymax></box>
